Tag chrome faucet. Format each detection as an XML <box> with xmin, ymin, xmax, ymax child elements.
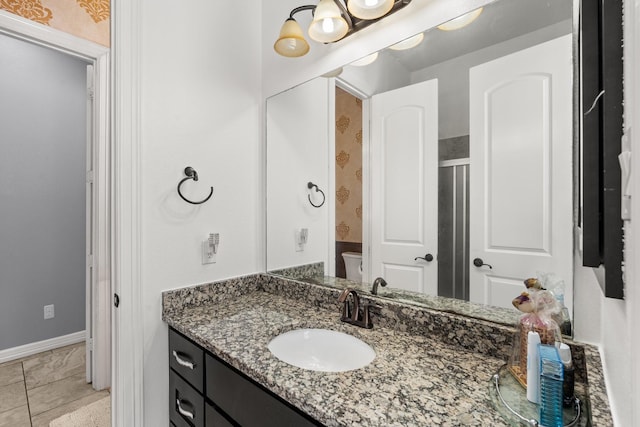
<box><xmin>338</xmin><ymin>288</ymin><xmax>379</xmax><ymax>329</ymax></box>
<box><xmin>371</xmin><ymin>277</ymin><xmax>387</xmax><ymax>295</ymax></box>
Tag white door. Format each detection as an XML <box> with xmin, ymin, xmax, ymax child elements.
<box><xmin>85</xmin><ymin>65</ymin><xmax>94</xmax><ymax>383</ymax></box>
<box><xmin>469</xmin><ymin>35</ymin><xmax>573</xmax><ymax>310</ymax></box>
<box><xmin>370</xmin><ymin>79</ymin><xmax>439</xmax><ymax>294</ymax></box>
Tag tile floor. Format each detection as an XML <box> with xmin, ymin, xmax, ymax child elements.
<box><xmin>0</xmin><ymin>342</ymin><xmax>109</xmax><ymax>427</ymax></box>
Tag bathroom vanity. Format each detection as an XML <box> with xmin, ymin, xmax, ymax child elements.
<box><xmin>169</xmin><ymin>327</ymin><xmax>319</xmax><ymax>427</ymax></box>
<box><xmin>163</xmin><ymin>274</ymin><xmax>612</xmax><ymax>426</ymax></box>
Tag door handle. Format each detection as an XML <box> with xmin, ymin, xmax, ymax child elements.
<box><xmin>473</xmin><ymin>258</ymin><xmax>493</xmax><ymax>269</ymax></box>
<box><xmin>414</xmin><ymin>254</ymin><xmax>434</xmax><ymax>262</ymax></box>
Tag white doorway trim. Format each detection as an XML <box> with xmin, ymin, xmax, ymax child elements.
<box><xmin>111</xmin><ymin>0</ymin><xmax>145</xmax><ymax>425</ymax></box>
<box><xmin>0</xmin><ymin>8</ymin><xmax>111</xmax><ymax>389</ymax></box>
<box><xmin>335</xmin><ymin>79</ymin><xmax>371</xmax><ymax>281</ymax></box>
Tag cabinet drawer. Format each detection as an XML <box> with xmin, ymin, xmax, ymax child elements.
<box><xmin>206</xmin><ymin>354</ymin><xmax>320</xmax><ymax>427</ymax></box>
<box><xmin>169</xmin><ymin>328</ymin><xmax>204</xmax><ymax>392</ymax></box>
<box><xmin>170</xmin><ymin>369</ymin><xmax>205</xmax><ymax>427</ymax></box>
<box><xmin>205</xmin><ymin>403</ymin><xmax>235</xmax><ymax>427</ymax></box>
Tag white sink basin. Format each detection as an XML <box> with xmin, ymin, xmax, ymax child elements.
<box><xmin>267</xmin><ymin>328</ymin><xmax>375</xmax><ymax>372</ymax></box>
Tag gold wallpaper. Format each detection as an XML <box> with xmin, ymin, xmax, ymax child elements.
<box><xmin>1</xmin><ymin>0</ymin><xmax>110</xmax><ymax>47</ymax></box>
<box><xmin>335</xmin><ymin>87</ymin><xmax>363</xmax><ymax>243</ymax></box>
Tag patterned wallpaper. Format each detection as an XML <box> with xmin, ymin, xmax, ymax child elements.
<box><xmin>335</xmin><ymin>87</ymin><xmax>363</xmax><ymax>243</ymax></box>
<box><xmin>1</xmin><ymin>0</ymin><xmax>110</xmax><ymax>47</ymax></box>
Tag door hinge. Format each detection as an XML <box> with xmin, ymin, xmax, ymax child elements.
<box><xmin>114</xmin><ymin>293</ymin><xmax>120</xmax><ymax>308</ymax></box>
<box><xmin>87</xmin><ymin>254</ymin><xmax>94</xmax><ymax>267</ymax></box>
<box><xmin>86</xmin><ymin>170</ymin><xmax>94</xmax><ymax>184</ymax></box>
<box><xmin>87</xmin><ymin>88</ymin><xmax>94</xmax><ymax>101</ymax></box>
<box><xmin>87</xmin><ymin>338</ymin><xmax>94</xmax><ymax>352</ymax></box>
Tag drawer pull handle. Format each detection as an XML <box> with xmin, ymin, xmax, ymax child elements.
<box><xmin>172</xmin><ymin>350</ymin><xmax>194</xmax><ymax>370</ymax></box>
<box><xmin>176</xmin><ymin>399</ymin><xmax>195</xmax><ymax>420</ymax></box>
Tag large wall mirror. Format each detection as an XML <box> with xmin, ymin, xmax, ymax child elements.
<box><xmin>266</xmin><ymin>0</ymin><xmax>576</xmax><ymax>327</ymax></box>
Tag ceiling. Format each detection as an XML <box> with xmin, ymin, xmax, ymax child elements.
<box><xmin>384</xmin><ymin>0</ymin><xmax>572</xmax><ymax>72</ymax></box>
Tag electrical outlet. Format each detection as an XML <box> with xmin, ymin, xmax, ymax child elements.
<box><xmin>44</xmin><ymin>304</ymin><xmax>55</xmax><ymax>320</ymax></box>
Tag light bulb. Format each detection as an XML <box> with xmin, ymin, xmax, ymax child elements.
<box><xmin>437</xmin><ymin>8</ymin><xmax>483</xmax><ymax>31</ymax></box>
<box><xmin>389</xmin><ymin>33</ymin><xmax>424</xmax><ymax>51</ymax></box>
<box><xmin>308</xmin><ymin>0</ymin><xmax>349</xmax><ymax>43</ymax></box>
<box><xmin>347</xmin><ymin>0</ymin><xmax>393</xmax><ymax>20</ymax></box>
<box><xmin>350</xmin><ymin>52</ymin><xmax>378</xmax><ymax>66</ymax></box>
<box><xmin>322</xmin><ymin>18</ymin><xmax>335</xmax><ymax>33</ymax></box>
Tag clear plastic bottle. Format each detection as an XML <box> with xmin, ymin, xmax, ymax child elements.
<box><xmin>557</xmin><ymin>343</ymin><xmax>575</xmax><ymax>407</ymax></box>
<box><xmin>550</xmin><ymin>278</ymin><xmax>572</xmax><ymax>336</ymax></box>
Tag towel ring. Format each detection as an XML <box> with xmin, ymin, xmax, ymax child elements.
<box><xmin>177</xmin><ymin>167</ymin><xmax>214</xmax><ymax>205</ymax></box>
<box><xmin>307</xmin><ymin>182</ymin><xmax>325</xmax><ymax>208</ymax></box>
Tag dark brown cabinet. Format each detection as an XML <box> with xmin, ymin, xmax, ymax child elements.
<box><xmin>168</xmin><ymin>328</ymin><xmax>323</xmax><ymax>427</ymax></box>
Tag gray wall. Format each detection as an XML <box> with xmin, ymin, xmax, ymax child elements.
<box><xmin>410</xmin><ymin>20</ymin><xmax>572</xmax><ymax>139</ymax></box>
<box><xmin>0</xmin><ymin>34</ymin><xmax>88</xmax><ymax>350</ymax></box>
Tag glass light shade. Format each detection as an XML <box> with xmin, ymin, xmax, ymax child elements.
<box><xmin>322</xmin><ymin>67</ymin><xmax>344</xmax><ymax>77</ymax></box>
<box><xmin>437</xmin><ymin>8</ymin><xmax>483</xmax><ymax>31</ymax></box>
<box><xmin>347</xmin><ymin>0</ymin><xmax>393</xmax><ymax>20</ymax></box>
<box><xmin>350</xmin><ymin>52</ymin><xmax>379</xmax><ymax>66</ymax></box>
<box><xmin>389</xmin><ymin>33</ymin><xmax>424</xmax><ymax>51</ymax></box>
<box><xmin>308</xmin><ymin>0</ymin><xmax>349</xmax><ymax>43</ymax></box>
<box><xmin>274</xmin><ymin>18</ymin><xmax>310</xmax><ymax>57</ymax></box>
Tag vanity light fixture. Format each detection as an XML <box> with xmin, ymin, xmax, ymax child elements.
<box><xmin>437</xmin><ymin>8</ymin><xmax>483</xmax><ymax>31</ymax></box>
<box><xmin>350</xmin><ymin>51</ymin><xmax>379</xmax><ymax>66</ymax></box>
<box><xmin>388</xmin><ymin>32</ymin><xmax>424</xmax><ymax>50</ymax></box>
<box><xmin>347</xmin><ymin>0</ymin><xmax>394</xmax><ymax>20</ymax></box>
<box><xmin>274</xmin><ymin>17</ymin><xmax>311</xmax><ymax>57</ymax></box>
<box><xmin>274</xmin><ymin>0</ymin><xmax>412</xmax><ymax>58</ymax></box>
<box><xmin>308</xmin><ymin>0</ymin><xmax>350</xmax><ymax>43</ymax></box>
<box><xmin>322</xmin><ymin>67</ymin><xmax>344</xmax><ymax>77</ymax></box>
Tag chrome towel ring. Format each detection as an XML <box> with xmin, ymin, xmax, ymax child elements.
<box><xmin>177</xmin><ymin>166</ymin><xmax>214</xmax><ymax>205</ymax></box>
<box><xmin>307</xmin><ymin>182</ymin><xmax>325</xmax><ymax>208</ymax></box>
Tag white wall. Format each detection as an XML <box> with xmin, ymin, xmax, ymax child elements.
<box><xmin>601</xmin><ymin>1</ymin><xmax>640</xmax><ymax>425</ymax></box>
<box><xmin>262</xmin><ymin>0</ymin><xmax>640</xmax><ymax>425</ymax></box>
<box><xmin>139</xmin><ymin>1</ymin><xmax>262</xmax><ymax>425</ymax></box>
<box><xmin>266</xmin><ymin>78</ymin><xmax>332</xmax><ymax>272</ymax></box>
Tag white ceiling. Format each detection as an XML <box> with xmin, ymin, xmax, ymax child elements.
<box><xmin>385</xmin><ymin>0</ymin><xmax>572</xmax><ymax>72</ymax></box>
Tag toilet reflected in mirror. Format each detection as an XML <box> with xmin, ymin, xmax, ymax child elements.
<box><xmin>342</xmin><ymin>251</ymin><xmax>363</xmax><ymax>281</ymax></box>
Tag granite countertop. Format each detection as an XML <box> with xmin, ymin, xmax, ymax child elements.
<box><xmin>292</xmin><ymin>274</ymin><xmax>521</xmax><ymax>327</ymax></box>
<box><xmin>163</xmin><ymin>274</ymin><xmax>612</xmax><ymax>426</ymax></box>
<box><xmin>268</xmin><ymin>263</ymin><xmax>521</xmax><ymax>327</ymax></box>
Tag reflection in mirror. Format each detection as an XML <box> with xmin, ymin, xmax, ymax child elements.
<box><xmin>266</xmin><ymin>0</ymin><xmax>575</xmax><ymax>329</ymax></box>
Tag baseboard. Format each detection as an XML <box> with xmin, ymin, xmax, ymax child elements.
<box><xmin>0</xmin><ymin>331</ymin><xmax>86</xmax><ymax>363</ymax></box>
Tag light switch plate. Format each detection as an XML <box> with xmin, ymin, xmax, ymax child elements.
<box><xmin>202</xmin><ymin>240</ymin><xmax>216</xmax><ymax>264</ymax></box>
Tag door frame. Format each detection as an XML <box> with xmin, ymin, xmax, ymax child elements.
<box><xmin>335</xmin><ymin>78</ymin><xmax>371</xmax><ymax>281</ymax></box>
<box><xmin>111</xmin><ymin>0</ymin><xmax>145</xmax><ymax>425</ymax></box>
<box><xmin>0</xmin><ymin>10</ymin><xmax>111</xmax><ymax>388</ymax></box>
